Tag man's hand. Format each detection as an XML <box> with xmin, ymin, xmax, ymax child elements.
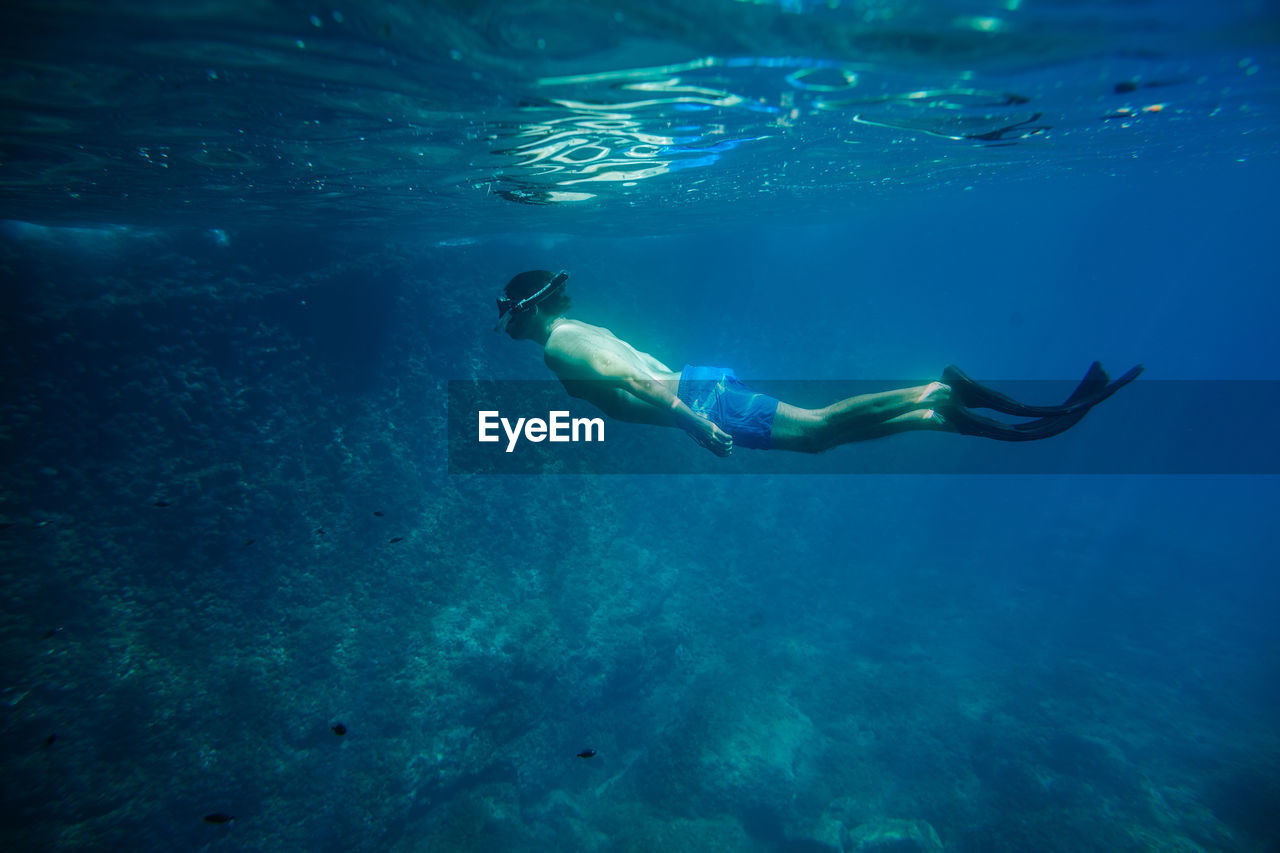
<box><xmin>687</xmin><ymin>417</ymin><xmax>734</xmax><ymax>457</ymax></box>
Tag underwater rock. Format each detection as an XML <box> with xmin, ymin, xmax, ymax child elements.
<box><xmin>638</xmin><ymin>686</ymin><xmax>823</xmax><ymax>828</ymax></box>
<box><xmin>803</xmin><ymin>814</ymin><xmax>845</xmax><ymax>850</ymax></box>
<box><xmin>843</xmin><ymin>818</ymin><xmax>944</xmax><ymax>853</ymax></box>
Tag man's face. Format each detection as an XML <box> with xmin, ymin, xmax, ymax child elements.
<box><xmin>503</xmin><ymin>309</ymin><xmax>535</xmax><ymax>340</ymax></box>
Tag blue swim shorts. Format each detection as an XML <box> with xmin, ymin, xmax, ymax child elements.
<box><xmin>677</xmin><ymin>365</ymin><xmax>780</xmax><ymax>450</ymax></box>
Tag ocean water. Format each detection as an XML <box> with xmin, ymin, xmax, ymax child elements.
<box><xmin>1</xmin><ymin>1</ymin><xmax>1278</xmax><ymax>851</ymax></box>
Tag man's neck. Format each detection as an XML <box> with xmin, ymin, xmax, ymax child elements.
<box><xmin>532</xmin><ymin>315</ymin><xmax>567</xmax><ymax>347</ymax></box>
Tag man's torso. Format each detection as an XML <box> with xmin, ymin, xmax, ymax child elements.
<box><xmin>543</xmin><ymin>319</ymin><xmax>681</xmax><ymax>424</ymax></box>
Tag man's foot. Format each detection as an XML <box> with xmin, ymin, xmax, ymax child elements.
<box><xmin>919</xmin><ymin>408</ymin><xmax>953</xmax><ymax>431</ymax></box>
<box><xmin>886</xmin><ymin>408</ymin><xmax>950</xmax><ymax>431</ymax></box>
<box><xmin>914</xmin><ymin>381</ymin><xmax>951</xmax><ymax>406</ymax></box>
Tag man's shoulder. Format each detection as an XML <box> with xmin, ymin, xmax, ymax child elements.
<box><xmin>551</xmin><ymin>318</ymin><xmax>608</xmax><ymax>337</ymax></box>
<box><xmin>546</xmin><ymin>319</ymin><xmax>608</xmax><ymax>354</ymax></box>
<box><xmin>544</xmin><ymin>320</ymin><xmax>620</xmax><ymax>378</ymax></box>
<box><xmin>543</xmin><ymin>322</ymin><xmax>587</xmax><ymax>367</ymax></box>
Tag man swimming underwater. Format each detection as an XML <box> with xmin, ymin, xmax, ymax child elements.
<box><xmin>495</xmin><ymin>270</ymin><xmax>1142</xmax><ymax>457</ymax></box>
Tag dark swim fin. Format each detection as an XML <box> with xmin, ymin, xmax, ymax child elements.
<box><xmin>941</xmin><ymin>364</ymin><xmax>1105</xmax><ymax>441</ymax></box>
<box><xmin>943</xmin><ymin>362</ymin><xmax>1144</xmax><ymax>417</ymax></box>
<box><xmin>941</xmin><ymin>361</ymin><xmax>1140</xmax><ymax>442</ymax></box>
<box><xmin>943</xmin><ymin>408</ymin><xmax>1080</xmax><ymax>441</ymax></box>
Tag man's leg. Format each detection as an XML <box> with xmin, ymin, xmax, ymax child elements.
<box><xmin>769</xmin><ymin>383</ymin><xmax>951</xmax><ymax>452</ymax></box>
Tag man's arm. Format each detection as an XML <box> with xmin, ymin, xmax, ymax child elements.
<box><xmin>545</xmin><ymin>327</ymin><xmax>733</xmax><ymax>455</ymax></box>
<box><xmin>579</xmin><ymin>351</ymin><xmax>694</xmax><ymax>428</ymax></box>
<box><xmin>552</xmin><ymin>344</ymin><xmax>731</xmax><ymax>455</ymax></box>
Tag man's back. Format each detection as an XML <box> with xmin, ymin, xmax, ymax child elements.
<box><xmin>543</xmin><ymin>319</ymin><xmax>681</xmax><ymax>425</ymax></box>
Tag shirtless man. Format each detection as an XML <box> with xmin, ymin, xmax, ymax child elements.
<box><xmin>494</xmin><ymin>270</ymin><xmax>1142</xmax><ymax>457</ymax></box>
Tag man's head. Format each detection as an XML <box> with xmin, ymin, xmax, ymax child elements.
<box><xmin>495</xmin><ymin>269</ymin><xmax>572</xmax><ymax>338</ymax></box>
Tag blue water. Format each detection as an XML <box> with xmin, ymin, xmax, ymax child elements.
<box><xmin>2</xmin><ymin>1</ymin><xmax>1278</xmax><ymax>851</ymax></box>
